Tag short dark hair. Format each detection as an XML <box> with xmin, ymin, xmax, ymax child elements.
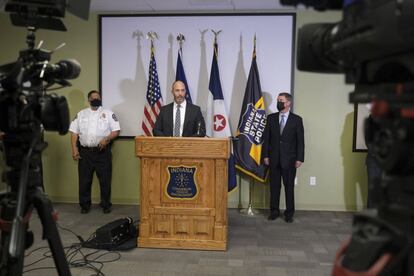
<box><xmin>278</xmin><ymin>92</ymin><xmax>292</xmax><ymax>102</ymax></box>
<box><xmin>87</xmin><ymin>90</ymin><xmax>100</xmax><ymax>98</ymax></box>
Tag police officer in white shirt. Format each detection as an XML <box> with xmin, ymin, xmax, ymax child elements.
<box><xmin>69</xmin><ymin>90</ymin><xmax>120</xmax><ymax>214</ymax></box>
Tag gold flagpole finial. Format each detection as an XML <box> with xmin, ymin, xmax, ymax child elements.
<box><xmin>146</xmin><ymin>31</ymin><xmax>159</xmax><ymax>48</ymax></box>
<box><xmin>176</xmin><ymin>33</ymin><xmax>185</xmax><ymax>53</ymax></box>
<box><xmin>211</xmin><ymin>29</ymin><xmax>222</xmax><ymax>44</ymax></box>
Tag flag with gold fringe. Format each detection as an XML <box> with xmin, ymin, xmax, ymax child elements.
<box><xmin>142</xmin><ymin>42</ymin><xmax>163</xmax><ymax>136</ymax></box>
<box><xmin>233</xmin><ymin>40</ymin><xmax>268</xmax><ymax>182</ymax></box>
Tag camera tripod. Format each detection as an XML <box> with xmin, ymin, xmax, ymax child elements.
<box><xmin>0</xmin><ymin>132</ymin><xmax>71</xmax><ymax>275</ymax></box>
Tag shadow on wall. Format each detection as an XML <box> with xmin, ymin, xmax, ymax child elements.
<box><xmin>197</xmin><ymin>29</ymin><xmax>209</xmax><ymax>119</ymax></box>
<box><xmin>113</xmin><ymin>30</ymin><xmax>147</xmax><ymax>136</ymax></box>
<box><xmin>68</xmin><ymin>89</ymin><xmax>87</xmax><ymax>118</ymax></box>
<box><xmin>229</xmin><ymin>34</ymin><xmax>248</xmax><ymax>134</ymax></box>
<box><xmin>341</xmin><ymin>111</ymin><xmax>367</xmax><ymax>211</ymax></box>
<box><xmin>262</xmin><ymin>91</ymin><xmax>273</xmax><ymax>114</ymax></box>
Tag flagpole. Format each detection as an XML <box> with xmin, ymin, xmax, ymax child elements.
<box><xmin>237</xmin><ymin>174</ymin><xmax>243</xmax><ymax>209</ymax></box>
<box><xmin>142</xmin><ymin>31</ymin><xmax>161</xmax><ymax>136</ymax></box>
<box><xmin>239</xmin><ymin>179</ymin><xmax>259</xmax><ymax>216</ymax></box>
<box><xmin>146</xmin><ymin>31</ymin><xmax>158</xmax><ymax>47</ymax></box>
<box><xmin>239</xmin><ymin>34</ymin><xmax>261</xmax><ymax>216</ymax></box>
<box><xmin>176</xmin><ymin>33</ymin><xmax>185</xmax><ymax>56</ymax></box>
<box><xmin>176</xmin><ymin>33</ymin><xmax>194</xmax><ymax>104</ymax></box>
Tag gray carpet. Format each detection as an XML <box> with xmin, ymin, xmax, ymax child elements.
<box><xmin>20</xmin><ymin>203</ymin><xmax>353</xmax><ymax>275</ymax></box>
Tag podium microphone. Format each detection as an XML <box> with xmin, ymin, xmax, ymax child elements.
<box><xmin>196</xmin><ymin>121</ymin><xmax>202</xmax><ymax>137</ymax></box>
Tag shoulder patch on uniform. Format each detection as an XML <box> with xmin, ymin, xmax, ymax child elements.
<box><xmin>112</xmin><ymin>113</ymin><xmax>118</xmax><ymax>122</ymax></box>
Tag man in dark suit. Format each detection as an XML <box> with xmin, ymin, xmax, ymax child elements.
<box><xmin>262</xmin><ymin>92</ymin><xmax>304</xmax><ymax>223</ymax></box>
<box><xmin>153</xmin><ymin>80</ymin><xmax>206</xmax><ymax>137</ymax></box>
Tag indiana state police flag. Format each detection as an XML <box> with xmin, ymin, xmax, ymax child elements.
<box><xmin>233</xmin><ymin>49</ymin><xmax>268</xmax><ymax>182</ymax></box>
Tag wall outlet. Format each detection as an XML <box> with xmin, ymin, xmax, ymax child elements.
<box><xmin>294</xmin><ymin>177</ymin><xmax>298</xmax><ymax>186</ymax></box>
<box><xmin>310</xmin><ymin>176</ymin><xmax>316</xmax><ymax>186</ymax></box>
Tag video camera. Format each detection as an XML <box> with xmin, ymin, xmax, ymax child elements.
<box><xmin>282</xmin><ymin>0</ymin><xmax>414</xmax><ymax>275</ymax></box>
<box><xmin>0</xmin><ymin>1</ymin><xmax>89</xmax><ymax>275</ymax></box>
<box><xmin>0</xmin><ymin>0</ymin><xmax>88</xmax><ymax>136</ymax></box>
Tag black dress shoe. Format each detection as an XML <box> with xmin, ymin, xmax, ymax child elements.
<box><xmin>284</xmin><ymin>217</ymin><xmax>294</xmax><ymax>223</ymax></box>
<box><xmin>103</xmin><ymin>207</ymin><xmax>111</xmax><ymax>214</ymax></box>
<box><xmin>267</xmin><ymin>213</ymin><xmax>279</xmax><ymax>221</ymax></box>
<box><xmin>81</xmin><ymin>207</ymin><xmax>90</xmax><ymax>214</ymax></box>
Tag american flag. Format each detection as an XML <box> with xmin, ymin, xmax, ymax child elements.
<box><xmin>142</xmin><ymin>45</ymin><xmax>163</xmax><ymax>136</ymax></box>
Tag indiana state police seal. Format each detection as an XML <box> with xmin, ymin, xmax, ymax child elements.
<box><xmin>166</xmin><ymin>166</ymin><xmax>199</xmax><ymax>200</ymax></box>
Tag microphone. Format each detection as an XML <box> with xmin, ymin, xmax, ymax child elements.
<box><xmin>196</xmin><ymin>121</ymin><xmax>202</xmax><ymax>137</ymax></box>
<box><xmin>40</xmin><ymin>59</ymin><xmax>81</xmax><ymax>80</ymax></box>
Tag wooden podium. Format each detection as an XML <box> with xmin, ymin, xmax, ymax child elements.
<box><xmin>135</xmin><ymin>136</ymin><xmax>230</xmax><ymax>251</ymax></box>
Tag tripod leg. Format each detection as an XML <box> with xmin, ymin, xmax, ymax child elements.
<box><xmin>0</xmin><ymin>232</ymin><xmax>24</xmax><ymax>276</ymax></box>
<box><xmin>31</xmin><ymin>189</ymin><xmax>71</xmax><ymax>276</ymax></box>
<box><xmin>0</xmin><ymin>198</ymin><xmax>25</xmax><ymax>276</ymax></box>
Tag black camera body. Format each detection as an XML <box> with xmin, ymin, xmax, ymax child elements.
<box><xmin>296</xmin><ymin>0</ymin><xmax>414</xmax><ymax>83</ymax></box>
<box><xmin>0</xmin><ymin>31</ymin><xmax>79</xmax><ymax>193</ymax></box>
<box><xmin>0</xmin><ymin>45</ymin><xmax>79</xmax><ymax>137</ymax></box>
<box><xmin>282</xmin><ymin>0</ymin><xmax>414</xmax><ymax>275</ymax></box>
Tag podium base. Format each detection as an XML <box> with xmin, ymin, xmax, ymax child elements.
<box><xmin>239</xmin><ymin>205</ymin><xmax>260</xmax><ymax>216</ymax></box>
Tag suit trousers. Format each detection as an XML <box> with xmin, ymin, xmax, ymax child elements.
<box><xmin>269</xmin><ymin>164</ymin><xmax>296</xmax><ymax>218</ymax></box>
<box><xmin>78</xmin><ymin>146</ymin><xmax>112</xmax><ymax>209</ymax></box>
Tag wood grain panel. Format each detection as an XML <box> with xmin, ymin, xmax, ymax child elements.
<box><xmin>138</xmin><ymin>238</ymin><xmax>226</xmax><ymax>251</ymax></box>
<box><xmin>153</xmin><ymin>207</ymin><xmax>214</xmax><ymax>216</ymax></box>
<box><xmin>135</xmin><ymin>136</ymin><xmax>230</xmax><ymax>159</ymax></box>
<box><xmin>136</xmin><ymin>137</ymin><xmax>229</xmax><ymax>251</ymax></box>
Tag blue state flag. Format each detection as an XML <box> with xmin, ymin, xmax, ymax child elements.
<box><xmin>206</xmin><ymin>42</ymin><xmax>237</xmax><ymax>192</ymax></box>
<box><xmin>175</xmin><ymin>50</ymin><xmax>192</xmax><ymax>103</ymax></box>
<box><xmin>233</xmin><ymin>48</ymin><xmax>268</xmax><ymax>182</ymax></box>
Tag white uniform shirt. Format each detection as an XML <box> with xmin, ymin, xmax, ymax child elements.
<box><xmin>69</xmin><ymin>106</ymin><xmax>121</xmax><ymax>147</ymax></box>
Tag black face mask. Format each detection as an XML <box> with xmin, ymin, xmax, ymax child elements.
<box><xmin>90</xmin><ymin>99</ymin><xmax>102</xmax><ymax>107</ymax></box>
<box><xmin>277</xmin><ymin>101</ymin><xmax>285</xmax><ymax>111</ymax></box>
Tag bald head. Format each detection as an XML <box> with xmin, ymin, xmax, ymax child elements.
<box><xmin>171</xmin><ymin>80</ymin><xmax>186</xmax><ymax>104</ymax></box>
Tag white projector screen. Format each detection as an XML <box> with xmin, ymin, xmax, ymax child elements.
<box><xmin>100</xmin><ymin>14</ymin><xmax>295</xmax><ymax>137</ymax></box>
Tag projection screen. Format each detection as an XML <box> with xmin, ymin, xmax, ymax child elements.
<box><xmin>100</xmin><ymin>14</ymin><xmax>295</xmax><ymax>137</ymax></box>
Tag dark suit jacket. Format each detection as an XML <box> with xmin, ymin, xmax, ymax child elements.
<box><xmin>262</xmin><ymin>112</ymin><xmax>304</xmax><ymax>169</ymax></box>
<box><xmin>153</xmin><ymin>102</ymin><xmax>206</xmax><ymax>137</ymax></box>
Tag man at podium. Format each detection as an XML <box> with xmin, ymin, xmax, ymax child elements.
<box><xmin>153</xmin><ymin>80</ymin><xmax>206</xmax><ymax>137</ymax></box>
